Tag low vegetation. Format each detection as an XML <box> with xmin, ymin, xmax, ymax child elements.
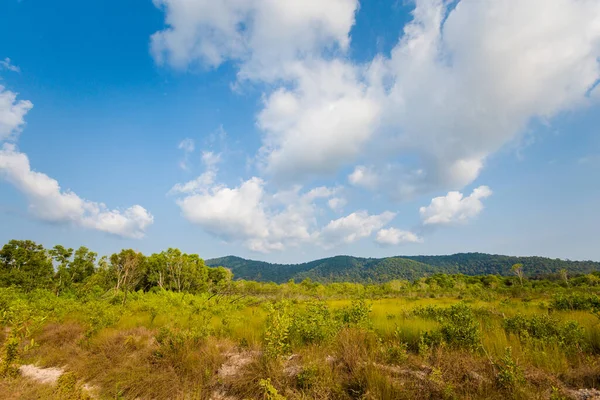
<box><xmin>1</xmin><ymin>239</ymin><xmax>600</xmax><ymax>399</ymax></box>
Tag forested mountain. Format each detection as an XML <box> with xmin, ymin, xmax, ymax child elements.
<box><xmin>206</xmin><ymin>253</ymin><xmax>600</xmax><ymax>283</ymax></box>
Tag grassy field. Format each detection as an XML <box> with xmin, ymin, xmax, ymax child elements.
<box><xmin>1</xmin><ymin>282</ymin><xmax>599</xmax><ymax>400</ymax></box>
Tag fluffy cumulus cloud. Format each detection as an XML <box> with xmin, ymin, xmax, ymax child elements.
<box><xmin>366</xmin><ymin>0</ymin><xmax>600</xmax><ymax>197</ymax></box>
<box><xmin>0</xmin><ymin>86</ymin><xmax>154</xmax><ymax>238</ymax></box>
<box><xmin>319</xmin><ymin>211</ymin><xmax>396</xmax><ymax>248</ymax></box>
<box><xmin>376</xmin><ymin>228</ymin><xmax>422</xmax><ymax>246</ymax></box>
<box><xmin>154</xmin><ymin>0</ymin><xmax>600</xmax><ymax>251</ymax></box>
<box><xmin>153</xmin><ymin>0</ymin><xmax>600</xmax><ymax>195</ymax></box>
<box><xmin>419</xmin><ymin>186</ymin><xmax>492</xmax><ymax>226</ymax></box>
<box><xmin>172</xmin><ymin>170</ymin><xmax>347</xmax><ymax>252</ymax></box>
<box><xmin>257</xmin><ymin>61</ymin><xmax>380</xmax><ymax>180</ymax></box>
<box><xmin>0</xmin><ymin>86</ymin><xmax>33</xmax><ymax>141</ymax></box>
<box><xmin>0</xmin><ymin>144</ymin><xmax>153</xmax><ymax>238</ymax></box>
<box><xmin>348</xmin><ymin>165</ymin><xmax>379</xmax><ymax>190</ymax></box>
<box><xmin>151</xmin><ymin>0</ymin><xmax>358</xmax><ymax>80</ymax></box>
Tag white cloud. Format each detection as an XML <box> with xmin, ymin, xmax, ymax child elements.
<box><xmin>177</xmin><ymin>138</ymin><xmax>195</xmax><ymax>170</ymax></box>
<box><xmin>348</xmin><ymin>165</ymin><xmax>379</xmax><ymax>190</ymax></box>
<box><xmin>328</xmin><ymin>197</ymin><xmax>347</xmax><ymax>212</ymax></box>
<box><xmin>154</xmin><ymin>0</ymin><xmax>600</xmax><ymax>250</ymax></box>
<box><xmin>257</xmin><ymin>60</ymin><xmax>381</xmax><ymax>180</ymax></box>
<box><xmin>170</xmin><ymin>150</ymin><xmax>221</xmax><ymax>194</ymax></box>
<box><xmin>0</xmin><ymin>86</ymin><xmax>33</xmax><ymax>141</ymax></box>
<box><xmin>154</xmin><ymin>0</ymin><xmax>600</xmax><ymax>196</ymax></box>
<box><xmin>320</xmin><ymin>210</ymin><xmax>396</xmax><ymax>247</ymax></box>
<box><xmin>366</xmin><ymin>0</ymin><xmax>600</xmax><ymax>198</ymax></box>
<box><xmin>174</xmin><ymin>176</ymin><xmax>343</xmax><ymax>252</ymax></box>
<box><xmin>0</xmin><ymin>58</ymin><xmax>20</xmax><ymax>73</ymax></box>
<box><xmin>376</xmin><ymin>228</ymin><xmax>422</xmax><ymax>246</ymax></box>
<box><xmin>151</xmin><ymin>0</ymin><xmax>358</xmax><ymax>80</ymax></box>
<box><xmin>0</xmin><ymin>144</ymin><xmax>153</xmax><ymax>238</ymax></box>
<box><xmin>419</xmin><ymin>185</ymin><xmax>492</xmax><ymax>226</ymax></box>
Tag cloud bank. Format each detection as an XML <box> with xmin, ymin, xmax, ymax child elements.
<box><xmin>153</xmin><ymin>0</ymin><xmax>600</xmax><ymax>251</ymax></box>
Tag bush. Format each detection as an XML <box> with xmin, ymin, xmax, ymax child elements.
<box><xmin>495</xmin><ymin>347</ymin><xmax>524</xmax><ymax>390</ymax></box>
<box><xmin>263</xmin><ymin>301</ymin><xmax>292</xmax><ymax>359</ymax></box>
<box><xmin>550</xmin><ymin>293</ymin><xmax>600</xmax><ymax>311</ymax></box>
<box><xmin>440</xmin><ymin>303</ymin><xmax>481</xmax><ymax>351</ymax></box>
<box><xmin>503</xmin><ymin>314</ymin><xmax>588</xmax><ymax>352</ymax></box>
<box><xmin>291</xmin><ymin>301</ymin><xmax>338</xmax><ymax>345</ymax></box>
<box><xmin>337</xmin><ymin>299</ymin><xmax>372</xmax><ymax>329</ymax></box>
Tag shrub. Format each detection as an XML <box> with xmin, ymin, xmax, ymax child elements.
<box><xmin>550</xmin><ymin>293</ymin><xmax>600</xmax><ymax>311</ymax></box>
<box><xmin>495</xmin><ymin>347</ymin><xmax>524</xmax><ymax>390</ymax></box>
<box><xmin>263</xmin><ymin>301</ymin><xmax>292</xmax><ymax>359</ymax></box>
<box><xmin>503</xmin><ymin>314</ymin><xmax>588</xmax><ymax>352</ymax></box>
<box><xmin>259</xmin><ymin>378</ymin><xmax>286</xmax><ymax>400</ymax></box>
<box><xmin>440</xmin><ymin>303</ymin><xmax>481</xmax><ymax>351</ymax></box>
<box><xmin>292</xmin><ymin>301</ymin><xmax>338</xmax><ymax>345</ymax></box>
<box><xmin>0</xmin><ymin>332</ymin><xmax>19</xmax><ymax>377</ymax></box>
<box><xmin>54</xmin><ymin>372</ymin><xmax>91</xmax><ymax>400</ymax></box>
<box><xmin>337</xmin><ymin>299</ymin><xmax>372</xmax><ymax>329</ymax></box>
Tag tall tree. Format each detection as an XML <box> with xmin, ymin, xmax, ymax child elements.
<box><xmin>109</xmin><ymin>249</ymin><xmax>146</xmax><ymax>304</ymax></box>
<box><xmin>70</xmin><ymin>247</ymin><xmax>97</xmax><ymax>284</ymax></box>
<box><xmin>512</xmin><ymin>263</ymin><xmax>524</xmax><ymax>286</ymax></box>
<box><xmin>0</xmin><ymin>240</ymin><xmax>53</xmax><ymax>291</ymax></box>
<box><xmin>49</xmin><ymin>245</ymin><xmax>73</xmax><ymax>295</ymax></box>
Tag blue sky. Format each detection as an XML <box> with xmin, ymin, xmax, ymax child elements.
<box><xmin>1</xmin><ymin>0</ymin><xmax>599</xmax><ymax>263</ymax></box>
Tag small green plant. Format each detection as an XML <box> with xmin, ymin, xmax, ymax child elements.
<box><xmin>495</xmin><ymin>347</ymin><xmax>524</xmax><ymax>390</ymax></box>
<box><xmin>54</xmin><ymin>372</ymin><xmax>91</xmax><ymax>400</ymax></box>
<box><xmin>259</xmin><ymin>378</ymin><xmax>286</xmax><ymax>400</ymax></box>
<box><xmin>292</xmin><ymin>300</ymin><xmax>338</xmax><ymax>345</ymax></box>
<box><xmin>338</xmin><ymin>299</ymin><xmax>372</xmax><ymax>329</ymax></box>
<box><xmin>263</xmin><ymin>301</ymin><xmax>292</xmax><ymax>359</ymax></box>
<box><xmin>440</xmin><ymin>303</ymin><xmax>481</xmax><ymax>351</ymax></box>
<box><xmin>296</xmin><ymin>365</ymin><xmax>319</xmax><ymax>389</ymax></box>
<box><xmin>0</xmin><ymin>331</ymin><xmax>20</xmax><ymax>377</ymax></box>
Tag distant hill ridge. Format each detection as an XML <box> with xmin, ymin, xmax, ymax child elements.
<box><xmin>205</xmin><ymin>253</ymin><xmax>600</xmax><ymax>284</ymax></box>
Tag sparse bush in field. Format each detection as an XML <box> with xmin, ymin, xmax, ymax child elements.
<box><xmin>503</xmin><ymin>314</ymin><xmax>588</xmax><ymax>352</ymax></box>
<box><xmin>0</xmin><ymin>331</ymin><xmax>20</xmax><ymax>377</ymax></box>
<box><xmin>551</xmin><ymin>293</ymin><xmax>600</xmax><ymax>311</ymax></box>
<box><xmin>292</xmin><ymin>300</ymin><xmax>338</xmax><ymax>345</ymax></box>
<box><xmin>259</xmin><ymin>378</ymin><xmax>286</xmax><ymax>400</ymax></box>
<box><xmin>54</xmin><ymin>372</ymin><xmax>91</xmax><ymax>400</ymax></box>
<box><xmin>84</xmin><ymin>302</ymin><xmax>119</xmax><ymax>338</ymax></box>
<box><xmin>413</xmin><ymin>303</ymin><xmax>482</xmax><ymax>350</ymax></box>
<box><xmin>379</xmin><ymin>326</ymin><xmax>408</xmax><ymax>364</ymax></box>
<box><xmin>263</xmin><ymin>301</ymin><xmax>292</xmax><ymax>359</ymax></box>
<box><xmin>337</xmin><ymin>299</ymin><xmax>372</xmax><ymax>329</ymax></box>
<box><xmin>495</xmin><ymin>347</ymin><xmax>524</xmax><ymax>390</ymax></box>
<box><xmin>442</xmin><ymin>303</ymin><xmax>481</xmax><ymax>351</ymax></box>
<box><xmin>296</xmin><ymin>365</ymin><xmax>319</xmax><ymax>389</ymax></box>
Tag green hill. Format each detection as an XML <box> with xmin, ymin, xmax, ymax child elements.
<box><xmin>206</xmin><ymin>253</ymin><xmax>600</xmax><ymax>284</ymax></box>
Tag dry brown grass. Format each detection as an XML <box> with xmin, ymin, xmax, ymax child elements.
<box><xmin>0</xmin><ymin>375</ymin><xmax>55</xmax><ymax>400</ymax></box>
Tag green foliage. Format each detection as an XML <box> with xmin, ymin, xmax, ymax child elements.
<box><xmin>0</xmin><ymin>240</ymin><xmax>53</xmax><ymax>291</ymax></box>
<box><xmin>414</xmin><ymin>303</ymin><xmax>481</xmax><ymax>351</ymax></box>
<box><xmin>296</xmin><ymin>365</ymin><xmax>319</xmax><ymax>389</ymax></box>
<box><xmin>207</xmin><ymin>253</ymin><xmax>600</xmax><ymax>284</ymax></box>
<box><xmin>338</xmin><ymin>299</ymin><xmax>372</xmax><ymax>329</ymax></box>
<box><xmin>495</xmin><ymin>347</ymin><xmax>524</xmax><ymax>390</ymax></box>
<box><xmin>259</xmin><ymin>378</ymin><xmax>286</xmax><ymax>400</ymax></box>
<box><xmin>291</xmin><ymin>300</ymin><xmax>337</xmax><ymax>345</ymax></box>
<box><xmin>54</xmin><ymin>372</ymin><xmax>91</xmax><ymax>400</ymax></box>
<box><xmin>263</xmin><ymin>301</ymin><xmax>292</xmax><ymax>359</ymax></box>
<box><xmin>147</xmin><ymin>249</ymin><xmax>209</xmax><ymax>293</ymax></box>
<box><xmin>503</xmin><ymin>314</ymin><xmax>588</xmax><ymax>352</ymax></box>
<box><xmin>0</xmin><ymin>331</ymin><xmax>20</xmax><ymax>377</ymax></box>
<box><xmin>550</xmin><ymin>293</ymin><xmax>600</xmax><ymax>311</ymax></box>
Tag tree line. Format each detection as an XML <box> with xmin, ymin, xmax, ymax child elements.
<box><xmin>0</xmin><ymin>240</ymin><xmax>232</xmax><ymax>301</ymax></box>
